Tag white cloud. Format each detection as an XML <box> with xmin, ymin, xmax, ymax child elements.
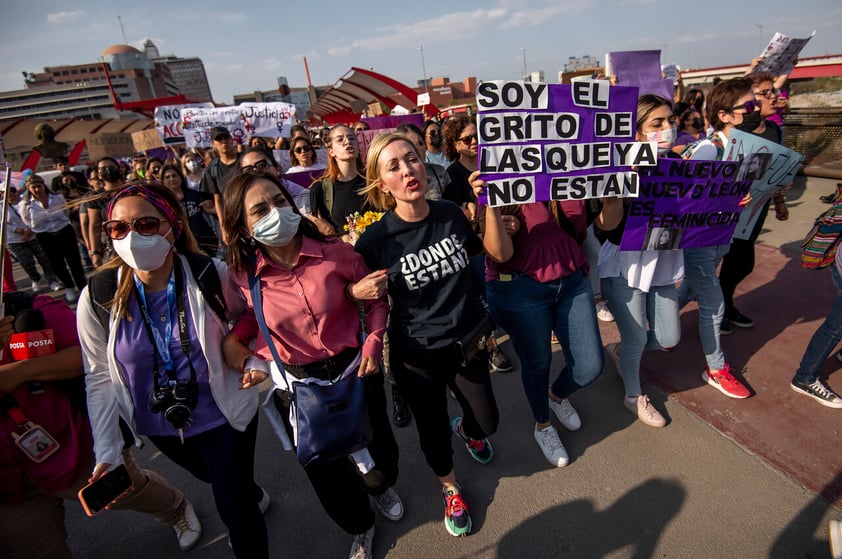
<box><xmin>46</xmin><ymin>11</ymin><xmax>82</xmax><ymax>24</ymax></box>
<box><xmin>262</xmin><ymin>57</ymin><xmax>282</xmax><ymax>70</ymax></box>
<box><xmin>327</xmin><ymin>8</ymin><xmax>508</xmax><ymax>56</ymax></box>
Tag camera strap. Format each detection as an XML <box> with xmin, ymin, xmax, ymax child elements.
<box><xmin>133</xmin><ymin>258</ymin><xmax>197</xmax><ymax>388</ymax></box>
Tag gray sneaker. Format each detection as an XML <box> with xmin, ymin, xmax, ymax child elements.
<box><xmin>549</xmin><ymin>397</ymin><xmax>581</xmax><ymax>431</ymax></box>
<box><xmin>348</xmin><ymin>525</ymin><xmax>375</xmax><ymax>559</ymax></box>
<box><xmin>791</xmin><ymin>378</ymin><xmax>842</xmax><ymax>409</ymax></box>
<box><xmin>372</xmin><ymin>487</ymin><xmax>404</xmax><ymax>521</ymax></box>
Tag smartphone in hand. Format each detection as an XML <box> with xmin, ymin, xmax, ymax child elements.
<box><xmin>78</xmin><ymin>464</ymin><xmax>133</xmax><ymax>517</ymax></box>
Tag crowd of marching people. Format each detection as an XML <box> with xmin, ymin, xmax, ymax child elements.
<box><xmin>4</xmin><ymin>54</ymin><xmax>842</xmax><ymax>559</ymax></box>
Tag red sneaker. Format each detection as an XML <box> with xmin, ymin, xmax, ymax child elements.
<box><xmin>702</xmin><ymin>365</ymin><xmax>750</xmax><ymax>399</ymax></box>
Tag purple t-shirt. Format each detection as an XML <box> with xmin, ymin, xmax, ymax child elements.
<box><xmin>115</xmin><ymin>285</ymin><xmax>227</xmax><ymax>437</ymax></box>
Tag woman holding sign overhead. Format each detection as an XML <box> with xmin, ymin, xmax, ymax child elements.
<box><xmin>678</xmin><ymin>77</ymin><xmax>755</xmax><ymax>399</ymax></box>
<box><xmin>599</xmin><ymin>94</ymin><xmax>684</xmax><ymax>428</ymax></box>
<box><xmin>474</xmin><ymin>170</ymin><xmax>624</xmax><ymax>467</ymax></box>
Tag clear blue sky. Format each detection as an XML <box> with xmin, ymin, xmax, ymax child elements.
<box><xmin>1</xmin><ymin>0</ymin><xmax>839</xmax><ymax>105</ymax></box>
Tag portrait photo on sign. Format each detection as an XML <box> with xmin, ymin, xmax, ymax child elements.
<box><xmin>643</xmin><ymin>226</ymin><xmax>683</xmax><ymax>251</ymax></box>
<box><xmin>736</xmin><ymin>152</ymin><xmax>772</xmax><ymax>181</ymax></box>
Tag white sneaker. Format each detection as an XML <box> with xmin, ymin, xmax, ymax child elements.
<box><xmin>31</xmin><ymin>280</ymin><xmax>41</xmax><ymax>293</ymax></box>
<box><xmin>596</xmin><ymin>300</ymin><xmax>615</xmax><ymax>322</ymax></box>
<box><xmin>258</xmin><ymin>487</ymin><xmax>271</xmax><ymax>514</ymax></box>
<box><xmin>830</xmin><ymin>519</ymin><xmax>842</xmax><ymax>559</ymax></box>
<box><xmin>348</xmin><ymin>525</ymin><xmax>375</xmax><ymax>559</ymax></box>
<box><xmin>533</xmin><ymin>425</ymin><xmax>569</xmax><ymax>468</ymax></box>
<box><xmin>624</xmin><ymin>394</ymin><xmax>667</xmax><ymax>428</ymax></box>
<box><xmin>549</xmin><ymin>397</ymin><xmax>581</xmax><ymax>431</ymax></box>
<box><xmin>372</xmin><ymin>487</ymin><xmax>404</xmax><ymax>521</ymax></box>
<box><xmin>50</xmin><ymin>281</ymin><xmax>63</xmax><ymax>292</ymax></box>
<box><xmin>173</xmin><ymin>501</ymin><xmax>202</xmax><ymax>552</ymax></box>
<box><xmin>65</xmin><ymin>289</ymin><xmax>78</xmax><ymax>304</ymax></box>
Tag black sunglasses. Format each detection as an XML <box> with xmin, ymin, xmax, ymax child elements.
<box><xmin>242</xmin><ymin>160</ymin><xmax>272</xmax><ymax>173</ymax></box>
<box><xmin>294</xmin><ymin>145</ymin><xmax>313</xmax><ymax>154</ymax></box>
<box><xmin>458</xmin><ymin>134</ymin><xmax>478</xmax><ymax>144</ymax></box>
<box><xmin>102</xmin><ymin>216</ymin><xmax>161</xmax><ymax>240</ymax></box>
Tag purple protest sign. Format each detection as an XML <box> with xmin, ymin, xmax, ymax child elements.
<box><xmin>476</xmin><ymin>80</ymin><xmax>653</xmax><ymax>207</ymax></box>
<box><xmin>609</xmin><ymin>50</ymin><xmax>674</xmax><ymax>101</ymax></box>
<box><xmin>284</xmin><ymin>169</ymin><xmax>323</xmax><ymax>189</ymax></box>
<box><xmin>619</xmin><ymin>158</ymin><xmax>751</xmax><ymax>251</ymax></box>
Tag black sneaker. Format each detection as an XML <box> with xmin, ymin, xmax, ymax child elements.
<box><xmin>791</xmin><ymin>378</ymin><xmax>842</xmax><ymax>409</ymax></box>
<box><xmin>489</xmin><ymin>347</ymin><xmax>513</xmax><ymax>373</ymax></box>
<box><xmin>820</xmin><ymin>192</ymin><xmax>837</xmax><ymax>204</ymax></box>
<box><xmin>720</xmin><ymin>320</ymin><xmax>733</xmax><ymax>336</ymax></box>
<box><xmin>724</xmin><ymin>307</ymin><xmax>754</xmax><ymax>328</ymax></box>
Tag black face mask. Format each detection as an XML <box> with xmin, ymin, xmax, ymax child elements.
<box><xmin>691</xmin><ymin>118</ymin><xmax>704</xmax><ymax>130</ymax></box>
<box><xmin>737</xmin><ymin>111</ymin><xmax>763</xmax><ymax>132</ymax></box>
<box><xmin>99</xmin><ymin>167</ymin><xmax>122</xmax><ymax>183</ymax></box>
<box><xmin>428</xmin><ymin>130</ymin><xmax>443</xmax><ymax>148</ymax></box>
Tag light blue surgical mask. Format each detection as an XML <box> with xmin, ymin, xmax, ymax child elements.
<box><xmin>251</xmin><ymin>206</ymin><xmax>300</xmax><ymax>247</ymax></box>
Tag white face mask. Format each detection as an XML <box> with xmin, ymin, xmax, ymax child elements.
<box><xmin>185</xmin><ymin>160</ymin><xmax>200</xmax><ymax>172</ymax></box>
<box><xmin>251</xmin><ymin>206</ymin><xmax>301</xmax><ymax>247</ymax></box>
<box><xmin>112</xmin><ymin>229</ymin><xmax>173</xmax><ymax>272</ymax></box>
<box><xmin>646</xmin><ymin>126</ymin><xmax>677</xmax><ymax>155</ymax></box>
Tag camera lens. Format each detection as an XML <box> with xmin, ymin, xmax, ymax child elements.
<box><xmin>164</xmin><ymin>403</ymin><xmax>191</xmax><ymax>430</ymax></box>
<box><xmin>149</xmin><ymin>387</ymin><xmax>172</xmax><ymax>414</ymax></box>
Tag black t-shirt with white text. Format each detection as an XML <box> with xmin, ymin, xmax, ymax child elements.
<box><xmin>355</xmin><ymin>200</ymin><xmax>483</xmax><ymax>350</ymax></box>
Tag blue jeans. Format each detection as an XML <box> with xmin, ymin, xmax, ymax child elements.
<box><xmin>487</xmin><ymin>268</ymin><xmax>604</xmax><ymax>424</ymax></box>
<box><xmin>677</xmin><ymin>245</ymin><xmax>730</xmax><ymax>370</ymax></box>
<box><xmin>602</xmin><ymin>276</ymin><xmax>681</xmax><ymax>396</ymax></box>
<box><xmin>795</xmin><ymin>267</ymin><xmax>842</xmax><ymax>384</ymax></box>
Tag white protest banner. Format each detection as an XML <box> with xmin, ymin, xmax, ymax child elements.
<box><xmin>181</xmin><ymin>106</ymin><xmax>249</xmax><ymax>149</ymax></box>
<box><xmin>154</xmin><ymin>103</ymin><xmax>214</xmax><ymax>145</ymax></box>
<box><xmin>477</xmin><ymin>80</ymin><xmax>651</xmax><ymax>207</ymax></box>
<box><xmin>755</xmin><ymin>31</ymin><xmax>816</xmax><ymax>76</ymax></box>
<box><xmin>239</xmin><ymin>102</ymin><xmax>296</xmax><ymax>139</ymax></box>
<box><xmin>722</xmin><ymin>128</ymin><xmax>804</xmax><ymax>240</ymax></box>
<box><xmin>417</xmin><ymin>92</ymin><xmax>431</xmax><ymax>106</ymax></box>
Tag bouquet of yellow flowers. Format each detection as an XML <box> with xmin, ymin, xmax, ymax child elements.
<box><xmin>344</xmin><ymin>210</ymin><xmax>384</xmax><ymax>243</ymax></box>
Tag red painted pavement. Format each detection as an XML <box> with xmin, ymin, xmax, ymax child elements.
<box><xmin>600</xmin><ymin>243</ymin><xmax>842</xmax><ymax>509</ymax></box>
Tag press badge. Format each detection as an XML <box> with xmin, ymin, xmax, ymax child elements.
<box><xmin>12</xmin><ymin>422</ymin><xmax>60</xmax><ymax>463</ymax></box>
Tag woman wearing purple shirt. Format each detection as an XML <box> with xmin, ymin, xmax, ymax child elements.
<box><xmin>76</xmin><ymin>183</ymin><xmax>268</xmax><ymax>558</ymax></box>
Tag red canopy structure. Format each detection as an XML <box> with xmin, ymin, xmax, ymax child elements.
<box><xmin>308</xmin><ymin>67</ymin><xmax>438</xmax><ymax>124</ymax></box>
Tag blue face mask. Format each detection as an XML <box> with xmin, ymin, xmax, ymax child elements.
<box><xmin>251</xmin><ymin>206</ymin><xmax>301</xmax><ymax>247</ymax></box>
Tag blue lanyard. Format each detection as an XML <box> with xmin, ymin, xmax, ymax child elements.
<box><xmin>134</xmin><ymin>271</ymin><xmax>176</xmax><ymax>371</ymax></box>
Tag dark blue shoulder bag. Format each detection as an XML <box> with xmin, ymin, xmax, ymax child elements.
<box><xmin>248</xmin><ymin>273</ymin><xmax>372</xmax><ymax>467</ymax></box>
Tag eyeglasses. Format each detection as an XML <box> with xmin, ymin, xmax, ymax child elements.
<box><xmin>353</xmin><ymin>127</ymin><xmax>368</xmax><ymax>132</ymax></box>
<box><xmin>753</xmin><ymin>88</ymin><xmax>779</xmax><ymax>99</ymax></box>
<box><xmin>457</xmin><ymin>134</ymin><xmax>478</xmax><ymax>144</ymax></box>
<box><xmin>102</xmin><ymin>216</ymin><xmax>162</xmax><ymax>240</ymax></box>
<box><xmin>731</xmin><ymin>100</ymin><xmax>758</xmax><ymax>113</ymax></box>
<box><xmin>98</xmin><ymin>166</ymin><xmax>117</xmax><ymax>173</ymax></box>
<box><xmin>331</xmin><ymin>135</ymin><xmax>357</xmax><ymax>145</ymax></box>
<box><xmin>242</xmin><ymin>160</ymin><xmax>272</xmax><ymax>173</ymax></box>
<box><xmin>294</xmin><ymin>145</ymin><xmax>313</xmax><ymax>154</ymax></box>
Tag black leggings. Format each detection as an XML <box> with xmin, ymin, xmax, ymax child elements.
<box><xmin>719</xmin><ymin>200</ymin><xmax>770</xmax><ymax>309</ymax></box>
<box><xmin>390</xmin><ymin>340</ymin><xmax>499</xmax><ymax>478</ymax></box>
<box><xmin>273</xmin><ymin>373</ymin><xmax>399</xmax><ymax>535</ymax></box>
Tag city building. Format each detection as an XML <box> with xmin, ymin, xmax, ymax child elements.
<box><xmin>145</xmin><ymin>39</ymin><xmax>214</xmax><ymax>103</ymax></box>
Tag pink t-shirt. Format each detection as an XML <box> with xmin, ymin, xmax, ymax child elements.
<box><xmin>485</xmin><ymin>202</ymin><xmax>590</xmax><ymax>283</ymax></box>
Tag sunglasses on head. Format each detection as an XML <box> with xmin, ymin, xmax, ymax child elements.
<box><xmin>102</xmin><ymin>216</ymin><xmax>162</xmax><ymax>240</ymax></box>
<box><xmin>294</xmin><ymin>145</ymin><xmax>313</xmax><ymax>154</ymax></box>
<box><xmin>731</xmin><ymin>100</ymin><xmax>758</xmax><ymax>113</ymax></box>
<box><xmin>242</xmin><ymin>160</ymin><xmax>272</xmax><ymax>173</ymax></box>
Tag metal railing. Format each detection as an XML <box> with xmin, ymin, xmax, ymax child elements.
<box><xmin>783</xmin><ymin>108</ymin><xmax>842</xmax><ymax>170</ymax></box>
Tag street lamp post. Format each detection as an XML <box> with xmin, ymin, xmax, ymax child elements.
<box><xmin>522</xmin><ymin>48</ymin><xmax>527</xmax><ymax>81</ymax></box>
<box><xmin>754</xmin><ymin>23</ymin><xmax>764</xmax><ymax>51</ymax></box>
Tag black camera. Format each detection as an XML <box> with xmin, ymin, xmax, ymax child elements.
<box><xmin>149</xmin><ymin>380</ymin><xmax>198</xmax><ymax>429</ymax></box>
